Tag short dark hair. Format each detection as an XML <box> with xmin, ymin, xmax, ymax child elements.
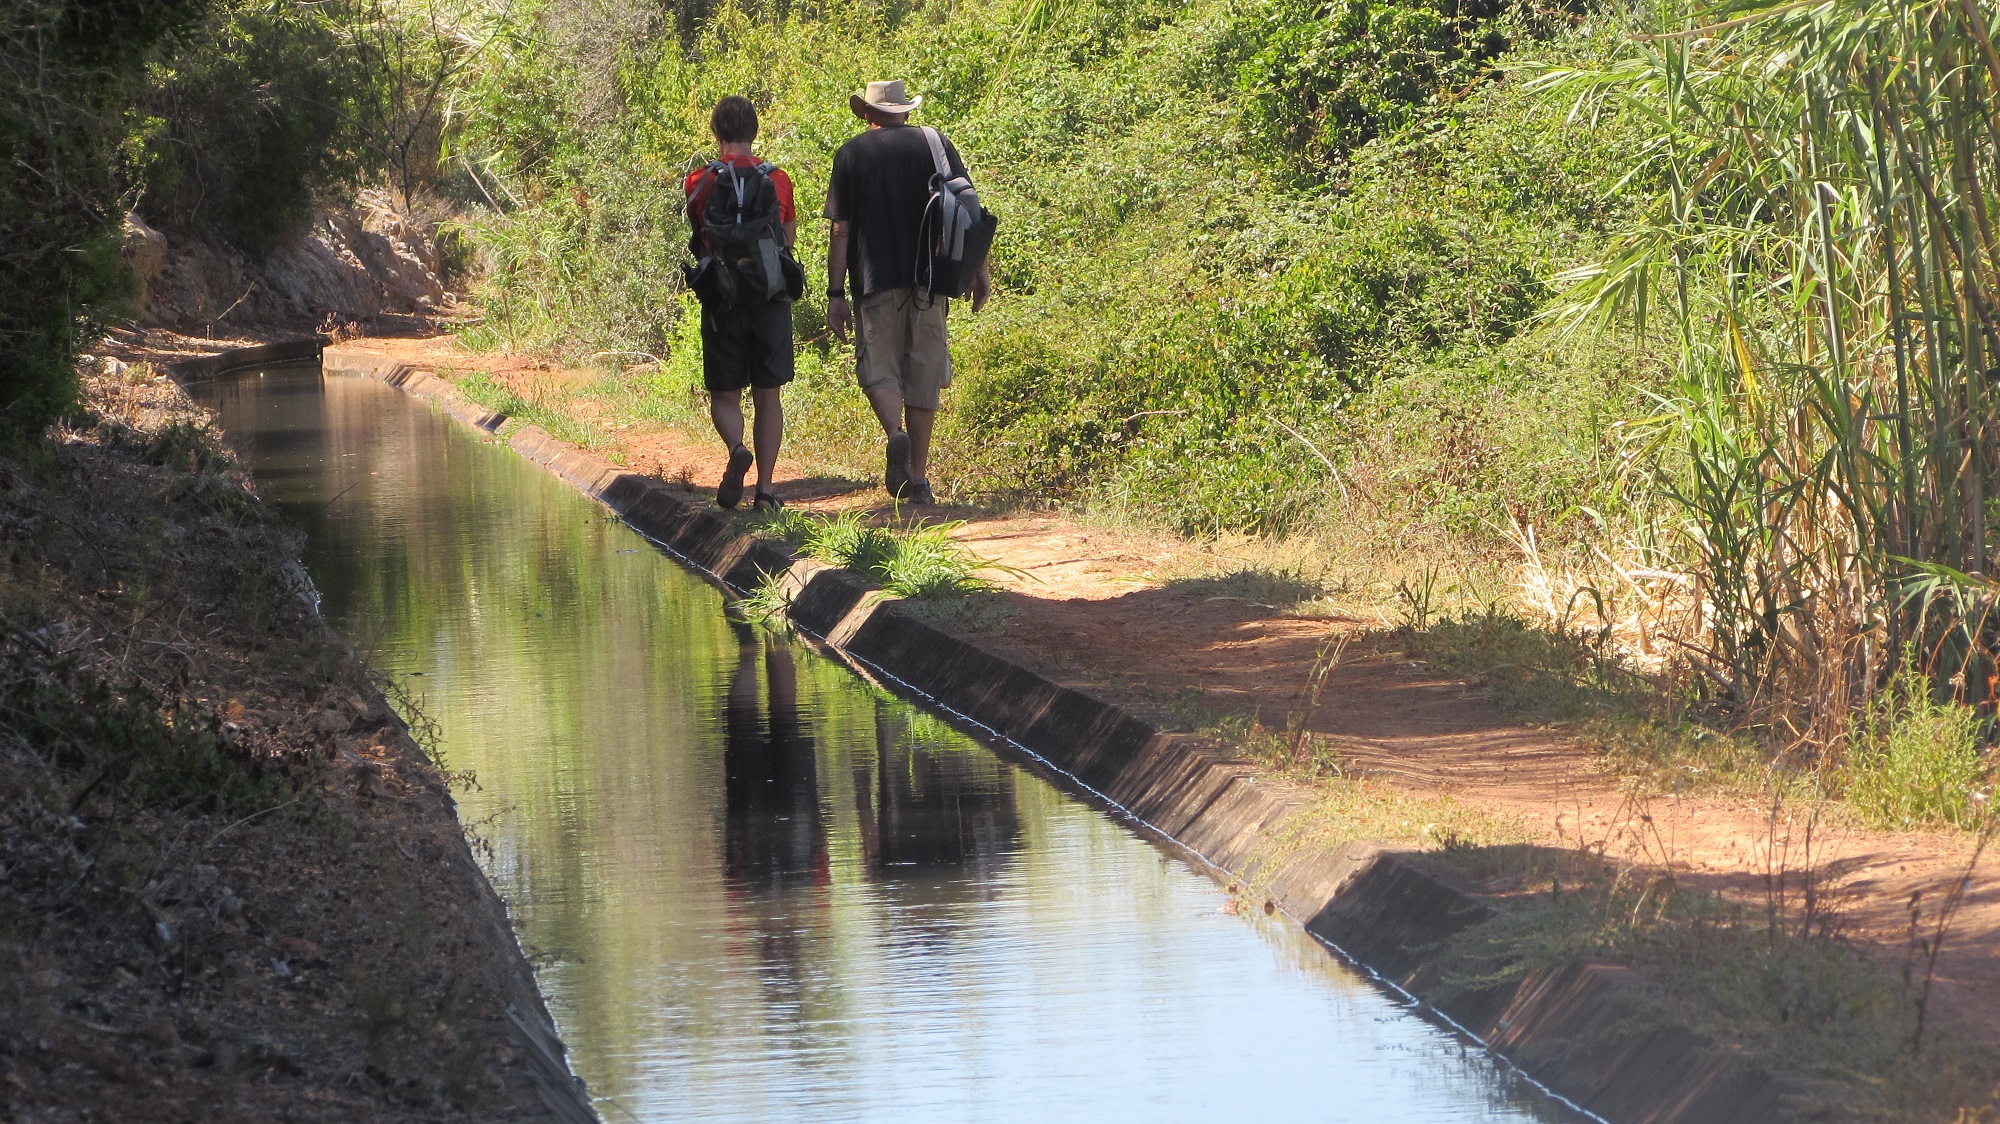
<box><xmin>711</xmin><ymin>96</ymin><xmax>758</xmax><ymax>144</ymax></box>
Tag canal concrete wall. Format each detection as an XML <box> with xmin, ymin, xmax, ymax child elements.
<box><xmin>298</xmin><ymin>342</ymin><xmax>1803</xmax><ymax>1124</ymax></box>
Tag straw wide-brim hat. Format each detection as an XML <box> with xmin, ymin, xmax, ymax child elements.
<box><xmin>850</xmin><ymin>79</ymin><xmax>922</xmax><ymax>118</ymax></box>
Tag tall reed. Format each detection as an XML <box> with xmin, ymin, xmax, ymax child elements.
<box><xmin>1528</xmin><ymin>0</ymin><xmax>2000</xmax><ymax>753</ymax></box>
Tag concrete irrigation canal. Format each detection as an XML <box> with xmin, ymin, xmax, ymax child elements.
<box><xmin>190</xmin><ymin>360</ymin><xmax>1590</xmax><ymax>1123</ymax></box>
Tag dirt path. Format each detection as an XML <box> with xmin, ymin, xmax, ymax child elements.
<box><xmin>338</xmin><ymin>334</ymin><xmax>2000</xmax><ymax>1067</ymax></box>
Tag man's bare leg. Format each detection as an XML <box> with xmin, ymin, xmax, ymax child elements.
<box><xmin>905</xmin><ymin>405</ymin><xmax>937</xmax><ymax>484</ymax></box>
<box><xmin>750</xmin><ymin>385</ymin><xmax>784</xmax><ymax>493</ymax></box>
<box><xmin>864</xmin><ymin>382</ymin><xmax>912</xmax><ymax>496</ymax></box>
<box><xmin>710</xmin><ymin>389</ymin><xmax>746</xmax><ymax>452</ymax></box>
<box><xmin>710</xmin><ymin>389</ymin><xmax>754</xmax><ymax>508</ymax></box>
<box><xmin>864</xmin><ymin>382</ymin><xmax>904</xmax><ymax>435</ymax></box>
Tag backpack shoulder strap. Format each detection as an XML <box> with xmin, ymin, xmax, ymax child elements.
<box><xmin>920</xmin><ymin>127</ymin><xmax>951</xmax><ymax>180</ymax></box>
<box><xmin>698</xmin><ymin>160</ymin><xmax>729</xmax><ymax>205</ymax></box>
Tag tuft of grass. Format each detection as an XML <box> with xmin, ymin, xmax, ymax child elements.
<box><xmin>875</xmin><ymin>522</ymin><xmax>994</xmax><ymax>599</ymax></box>
<box><xmin>746</xmin><ymin>506</ymin><xmax>818</xmax><ymax>550</ymax></box>
<box><xmin>144</xmin><ymin>417</ymin><xmax>228</xmax><ymax>475</ymax></box>
<box><xmin>1164</xmin><ymin>565</ymin><xmax>1328</xmax><ymax>609</ymax></box>
<box><xmin>803</xmin><ymin>509</ymin><xmax>897</xmax><ymax>575</ymax></box>
<box><xmin>734</xmin><ymin>568</ymin><xmax>794</xmax><ymax>631</ymax></box>
<box><xmin>1847</xmin><ymin>659</ymin><xmax>1992</xmax><ymax>832</ymax></box>
<box><xmin>742</xmin><ymin>508</ymin><xmax>998</xmax><ymax>601</ymax></box>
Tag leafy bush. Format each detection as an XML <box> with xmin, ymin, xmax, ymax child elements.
<box><xmin>0</xmin><ymin>0</ymin><xmax>181</xmax><ymax>439</ymax></box>
<box><xmin>129</xmin><ymin>0</ymin><xmax>376</xmax><ymax>252</ymax></box>
<box><xmin>2</xmin><ymin>0</ymin><xmax>400</xmax><ymax>440</ymax></box>
<box><xmin>1237</xmin><ymin>0</ymin><xmax>1519</xmax><ymax>169</ymax></box>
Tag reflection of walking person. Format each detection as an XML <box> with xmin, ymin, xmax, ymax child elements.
<box><xmin>722</xmin><ymin>634</ymin><xmax>826</xmax><ymax>889</ymax></box>
<box><xmin>824</xmin><ymin>80</ymin><xmax>993</xmax><ymax>507</ymax></box>
<box><xmin>684</xmin><ymin>95</ymin><xmax>800</xmax><ymax>511</ymax></box>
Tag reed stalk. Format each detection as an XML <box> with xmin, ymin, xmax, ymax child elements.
<box><xmin>1527</xmin><ymin>0</ymin><xmax>2000</xmax><ymax>754</ymax></box>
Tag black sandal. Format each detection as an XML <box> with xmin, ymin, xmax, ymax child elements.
<box><xmin>753</xmin><ymin>491</ymin><xmax>784</xmax><ymax>511</ymax></box>
<box><xmin>717</xmin><ymin>444</ymin><xmax>753</xmax><ymax>509</ymax></box>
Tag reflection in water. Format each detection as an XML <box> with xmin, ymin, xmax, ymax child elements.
<box><xmin>723</xmin><ymin>634</ymin><xmax>828</xmax><ymax>893</ymax></box>
<box><xmin>196</xmin><ymin>366</ymin><xmax>1583</xmax><ymax>1124</ymax></box>
<box><xmin>721</xmin><ymin>633</ymin><xmax>829</xmax><ymax>1027</ymax></box>
<box><xmin>857</xmin><ymin>702</ymin><xmax>1020</xmax><ymax>882</ymax></box>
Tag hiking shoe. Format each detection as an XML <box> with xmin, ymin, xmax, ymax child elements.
<box><xmin>907</xmin><ymin>479</ymin><xmax>936</xmax><ymax>506</ymax></box>
<box><xmin>717</xmin><ymin>444</ymin><xmax>753</xmax><ymax>509</ymax></box>
<box><xmin>884</xmin><ymin>431</ymin><xmax>912</xmax><ymax>498</ymax></box>
<box><xmin>753</xmin><ymin>491</ymin><xmax>784</xmax><ymax>512</ymax></box>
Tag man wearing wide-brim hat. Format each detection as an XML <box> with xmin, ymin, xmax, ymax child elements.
<box><xmin>825</xmin><ymin>79</ymin><xmax>993</xmax><ymax>506</ymax></box>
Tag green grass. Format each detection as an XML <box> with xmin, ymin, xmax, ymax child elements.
<box><xmin>748</xmin><ymin>507</ymin><xmax>996</xmax><ymax>600</ymax></box>
<box><xmin>875</xmin><ymin>522</ymin><xmax>996</xmax><ymax>599</ymax></box>
<box><xmin>454</xmin><ymin>369</ymin><xmax>605</xmax><ymax>449</ymax></box>
<box><xmin>1848</xmin><ymin>659</ymin><xmax>1993</xmax><ymax>832</ymax></box>
<box><xmin>733</xmin><ymin>568</ymin><xmax>795</xmax><ymax>631</ymax></box>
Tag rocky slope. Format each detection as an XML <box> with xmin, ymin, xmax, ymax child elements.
<box><xmin>123</xmin><ymin>190</ymin><xmax>452</xmax><ymax>334</ymax></box>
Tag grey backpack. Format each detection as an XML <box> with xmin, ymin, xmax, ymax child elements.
<box><xmin>916</xmin><ymin>128</ymin><xmax>998</xmax><ymax>300</ymax></box>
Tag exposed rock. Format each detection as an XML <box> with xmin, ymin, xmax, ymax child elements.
<box><xmin>133</xmin><ymin>193</ymin><xmax>452</xmax><ymax>331</ymax></box>
<box><xmin>120</xmin><ymin>214</ymin><xmax>170</xmax><ymax>303</ymax></box>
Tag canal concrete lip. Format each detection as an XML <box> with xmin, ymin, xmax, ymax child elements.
<box><xmin>182</xmin><ymin>337</ymin><xmax>1801</xmax><ymax>1124</ymax></box>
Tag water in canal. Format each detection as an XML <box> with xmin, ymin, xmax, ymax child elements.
<box><xmin>195</xmin><ymin>366</ymin><xmax>1585</xmax><ymax>1124</ymax></box>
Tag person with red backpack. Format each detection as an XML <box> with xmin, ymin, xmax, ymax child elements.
<box><xmin>683</xmin><ymin>95</ymin><xmax>803</xmax><ymax>511</ymax></box>
<box><xmin>824</xmin><ymin>80</ymin><xmax>995</xmax><ymax>507</ymax></box>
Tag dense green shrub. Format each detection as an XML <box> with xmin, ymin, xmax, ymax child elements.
<box><xmin>130</xmin><ymin>0</ymin><xmax>377</xmax><ymax>252</ymax></box>
<box><xmin>1237</xmin><ymin>0</ymin><xmax>1516</xmax><ymax>169</ymax></box>
<box><xmin>3</xmin><ymin>0</ymin><xmax>400</xmax><ymax>440</ymax></box>
<box><xmin>452</xmin><ymin>0</ymin><xmax>1647</xmax><ymax>541</ymax></box>
<box><xmin>0</xmin><ymin>0</ymin><xmax>185</xmax><ymax>439</ymax></box>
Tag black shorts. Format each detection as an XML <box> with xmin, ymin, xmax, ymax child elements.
<box><xmin>701</xmin><ymin>300</ymin><xmax>795</xmax><ymax>392</ymax></box>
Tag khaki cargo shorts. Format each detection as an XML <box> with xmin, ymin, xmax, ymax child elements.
<box><xmin>856</xmin><ymin>288</ymin><xmax>951</xmax><ymax>410</ymax></box>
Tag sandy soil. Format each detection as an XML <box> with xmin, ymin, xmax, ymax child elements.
<box><xmin>329</xmin><ymin>335</ymin><xmax>2000</xmax><ymax>1068</ymax></box>
<box><xmin>1</xmin><ymin>350</ymin><xmax>574</xmax><ymax>1122</ymax></box>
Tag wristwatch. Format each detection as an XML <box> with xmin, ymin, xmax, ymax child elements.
<box><xmin>828</xmin><ymin>288</ymin><xmax>846</xmax><ymax>301</ymax></box>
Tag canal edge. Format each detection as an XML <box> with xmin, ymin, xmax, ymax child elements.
<box><xmin>308</xmin><ymin>341</ymin><xmax>1804</xmax><ymax>1124</ymax></box>
<box><xmin>168</xmin><ymin>338</ymin><xmax>602</xmax><ymax>1124</ymax></box>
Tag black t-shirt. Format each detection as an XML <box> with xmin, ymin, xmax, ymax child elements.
<box><xmin>823</xmin><ymin>124</ymin><xmax>969</xmax><ymax>296</ymax></box>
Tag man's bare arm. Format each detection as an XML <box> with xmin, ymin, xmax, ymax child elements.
<box><xmin>971</xmin><ymin>260</ymin><xmax>992</xmax><ymax>313</ymax></box>
<box><xmin>828</xmin><ymin>220</ymin><xmax>852</xmax><ymax>342</ymax></box>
